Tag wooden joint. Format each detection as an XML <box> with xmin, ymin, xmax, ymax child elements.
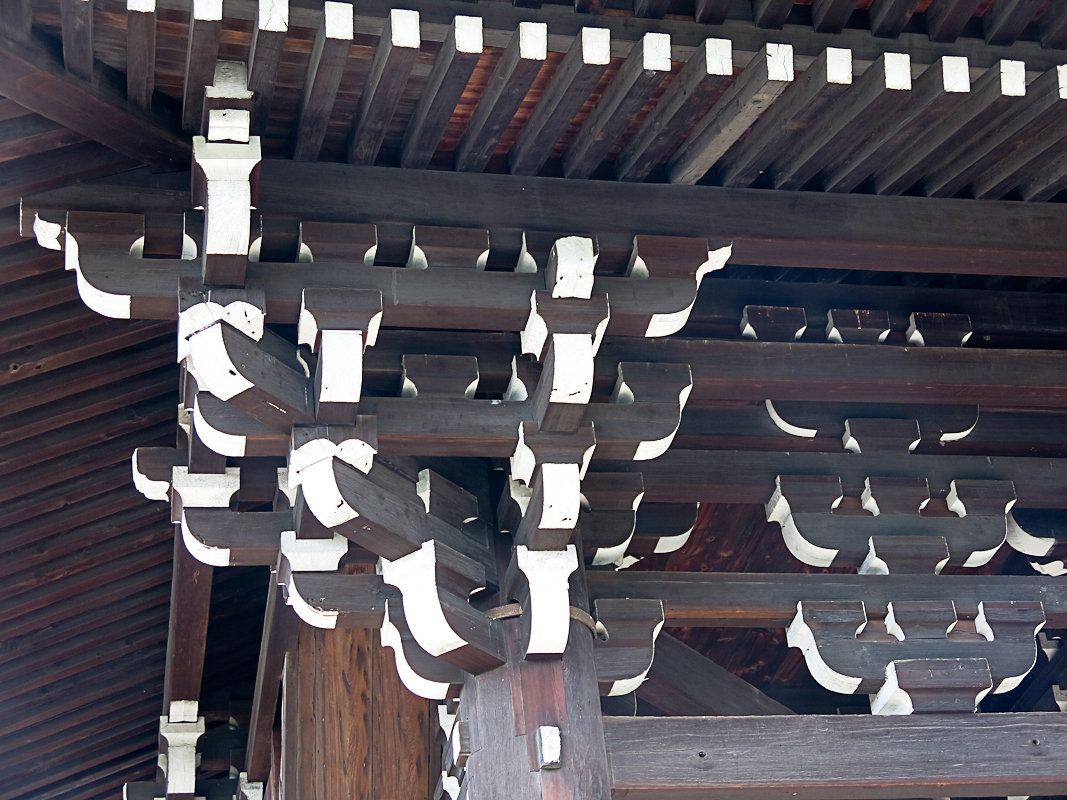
<box><xmin>740</xmin><ymin>305</ymin><xmax>808</xmax><ymax>342</ymax></box>
<box><xmin>401</xmin><ymin>354</ymin><xmax>480</xmax><ymax>399</ymax></box>
<box><xmin>409</xmin><ymin>225</ymin><xmax>490</xmax><ymax>269</ymax></box>
<box><xmin>787</xmin><ymin>598</ymin><xmax>1045</xmax><ymax>702</ymax></box>
<box><xmin>826</xmin><ymin>309</ymin><xmax>891</xmax><ymax>344</ymax></box>
<box><xmin>504</xmin><ymin>544</ymin><xmax>580</xmax><ymax>659</ymax></box>
<box><xmin>380</xmin><ymin>540</ymin><xmax>506</xmax><ymax>673</ymax></box>
<box><xmin>180</xmin><ymin>507</ymin><xmax>289</xmax><ymax>567</ymax></box>
<box><xmin>288</xmin><ymin>422</ymin><xmax>378</xmax><ymax>528</ymax></box>
<box><xmin>843</xmin><ymin>419</ymin><xmax>921</xmax><ymax>453</ymax></box>
<box><xmin>592</xmin><ymin>598</ymin><xmax>664</xmax><ymax>695</ymax></box>
<box><xmin>907</xmin><ymin>311</ymin><xmax>974</xmax><ymax>347</ymax></box>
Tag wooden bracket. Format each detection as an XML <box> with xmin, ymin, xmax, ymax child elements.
<box><xmin>826</xmin><ymin>308</ymin><xmax>892</xmax><ymax>344</ymax></box>
<box><xmin>1007</xmin><ymin>508</ymin><xmax>1067</xmax><ymax>575</ymax></box>
<box><xmin>133</xmin><ymin>446</ymin><xmax>188</xmax><ymax>501</ymax></box>
<box><xmin>787</xmin><ymin>598</ymin><xmax>1046</xmax><ymax>706</ymax></box>
<box><xmin>593</xmin><ymin>361</ymin><xmax>693</xmax><ymax>460</ymax></box>
<box><xmin>592</xmin><ymin>598</ymin><xmax>664</xmax><ymax>695</ymax></box>
<box><xmin>768</xmin><ymin>474</ymin><xmax>1012</xmax><ymax>571</ymax></box>
<box><xmin>178</xmin><ymin>286</ymin><xmax>266</xmax><ymax>364</ymax></box>
<box><xmin>870</xmin><ymin>658</ymin><xmax>994</xmax><ymax>715</ymax></box>
<box><xmin>401</xmin><ymin>354</ymin><xmax>480</xmax><ymax>399</ymax></box>
<box><xmin>626</xmin><ymin>237</ymin><xmax>732</xmax><ymax>337</ymax></box>
<box><xmin>380</xmin><ymin>598</ymin><xmax>466</xmax><ymax>699</ymax></box>
<box><xmin>579</xmin><ymin>472</ymin><xmax>646</xmax><ymax>566</ymax></box>
<box><xmin>409</xmin><ymin>225</ymin><xmax>490</xmax><ymax>269</ymax></box>
<box><xmin>192</xmin><ymin>106</ymin><xmax>261</xmax><ymax>286</ymax></box>
<box><xmin>842</xmin><ymin>418</ymin><xmax>921</xmax><ymax>453</ymax></box>
<box><xmin>504</xmin><ymin>544</ymin><xmax>580</xmax><ymax>659</ymax></box>
<box><xmin>171</xmin><ymin>465</ymin><xmax>241</xmax><ymax>509</ymax></box>
<box><xmin>740</xmin><ymin>305</ymin><xmax>808</xmax><ymax>341</ymax></box>
<box><xmin>159</xmin><ymin>701</ymin><xmax>205</xmax><ymax>800</ymax></box>
<box><xmin>186</xmin><ymin>320</ymin><xmax>314</xmax><ymax>432</ymax></box>
<box><xmin>380</xmin><ymin>539</ymin><xmax>506</xmax><ymax>673</ymax></box>
<box><xmin>180</xmin><ymin>507</ymin><xmax>289</xmax><ymax>566</ymax></box>
<box><xmin>907</xmin><ymin>311</ymin><xmax>974</xmax><ymax>347</ymax></box>
<box><xmin>288</xmin><ymin>421</ymin><xmax>378</xmax><ymax>529</ymax></box>
<box><xmin>298</xmin><ymin>288</ymin><xmax>384</xmax><ymax>423</ymax></box>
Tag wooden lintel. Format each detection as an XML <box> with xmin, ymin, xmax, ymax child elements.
<box><xmin>604</xmin><ymin>713</ymin><xmax>1067</xmax><ymax>799</ymax></box>
<box><xmin>587</xmin><ymin>571</ymin><xmax>1067</xmax><ymax>628</ymax></box>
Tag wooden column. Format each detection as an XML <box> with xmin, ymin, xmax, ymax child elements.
<box><xmin>279</xmin><ymin>624</ymin><xmax>437</xmax><ymax>800</ymax></box>
<box><xmin>161</xmin><ymin>524</ymin><xmax>213</xmax><ymax>710</ymax></box>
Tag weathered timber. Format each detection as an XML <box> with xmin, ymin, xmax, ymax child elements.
<box><xmin>126</xmin><ymin>1</ymin><xmax>157</xmax><ymax>110</ymax></box>
<box><xmin>162</xmin><ymin>528</ymin><xmax>213</xmax><ymax>710</ymax></box>
<box><xmin>984</xmin><ymin>0</ymin><xmax>1046</xmax><ymax>44</ymax></box>
<box><xmin>0</xmin><ymin>33</ymin><xmax>186</xmax><ymax>170</ymax></box>
<box><xmin>604</xmin><ymin>714</ymin><xmax>1067</xmax><ymax>799</ymax></box>
<box><xmin>60</xmin><ymin>0</ymin><xmax>94</xmax><ymax>81</ymax></box>
<box><xmin>348</xmin><ymin>9</ymin><xmax>421</xmax><ymax>165</ymax></box>
<box><xmin>292</xmin><ymin>2</ymin><xmax>354</xmax><ymax>161</ymax></box>
<box><xmin>668</xmin><ymin>44</ymin><xmax>794</xmax><ymax>186</ymax></box>
<box><xmin>926</xmin><ymin>0</ymin><xmax>985</xmax><ymax>41</ymax></box>
<box><xmin>509</xmin><ymin>27</ymin><xmax>610</xmax><ymax>176</ymax></box>
<box><xmin>455</xmin><ymin>22</ymin><xmax>546</xmax><ymax>173</ymax></box>
<box><xmin>25</xmin><ymin>163</ymin><xmax>1067</xmax><ymax>275</ymax></box>
<box><xmin>637</xmin><ymin>632</ymin><xmax>794</xmax><ymax>715</ymax></box>
<box><xmin>586</xmin><ymin>571</ymin><xmax>1067</xmax><ymax>628</ymax></box>
<box><xmin>247</xmin><ymin>0</ymin><xmax>288</xmax><ymax>134</ymax></box>
<box><xmin>868</xmin><ymin>0</ymin><xmax>922</xmax><ymax>37</ymax></box>
<box><xmin>181</xmin><ymin>0</ymin><xmax>223</xmax><ymax>133</ymax></box>
<box><xmin>563</xmin><ymin>32</ymin><xmax>671</xmax><ymax>180</ymax></box>
<box><xmin>616</xmin><ymin>38</ymin><xmax>734</xmax><ymax>183</ymax></box>
<box><xmin>400</xmin><ymin>16</ymin><xmax>481</xmax><ymax>169</ymax></box>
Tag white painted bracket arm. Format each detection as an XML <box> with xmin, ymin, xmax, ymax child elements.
<box><xmin>511</xmin><ymin>544</ymin><xmax>579</xmax><ymax>658</ymax></box>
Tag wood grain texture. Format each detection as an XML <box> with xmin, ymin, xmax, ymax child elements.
<box><xmin>60</xmin><ymin>0</ymin><xmax>94</xmax><ymax>81</ymax></box>
<box><xmin>605</xmin><ymin>714</ymin><xmax>1067</xmax><ymax>799</ymax></box>
<box><xmin>125</xmin><ymin>4</ymin><xmax>156</xmax><ymax>110</ymax></box>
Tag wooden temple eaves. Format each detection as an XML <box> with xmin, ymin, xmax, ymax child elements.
<box><xmin>6</xmin><ymin>2</ymin><xmax>1067</xmax><ymax>800</ymax></box>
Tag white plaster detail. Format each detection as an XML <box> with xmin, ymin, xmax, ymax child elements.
<box><xmin>32</xmin><ymin>214</ymin><xmax>62</xmax><ymax>250</ymax></box>
<box><xmin>193</xmin><ymin>392</ymin><xmax>246</xmax><ymax>457</ymax></box>
<box><xmin>380</xmin><ymin>541</ymin><xmax>470</xmax><ymax>656</ymax></box>
<box><xmin>280</xmin><ymin>530</ymin><xmax>348</xmax><ymax>572</ymax></box>
<box><xmin>65</xmin><ymin>230</ymin><xmax>133</xmax><ymax>318</ymax></box>
<box><xmin>186</xmin><ymin>323</ymin><xmax>255</xmax><ymax>400</ymax></box>
<box><xmin>287</xmin><ymin>575</ymin><xmax>339</xmax><ymax>628</ymax></box>
<box><xmin>171</xmin><ymin>466</ymin><xmax>240</xmax><ymax>508</ymax></box>
<box><xmin>181</xmin><ymin>511</ymin><xmax>232</xmax><ymax>567</ymax></box>
<box><xmin>132</xmin><ymin>449</ymin><xmax>171</xmax><ymax>501</ymax></box>
<box><xmin>379</xmin><ymin>600</ymin><xmax>452</xmax><ymax>700</ymax></box>
<box><xmin>765</xmin><ymin>399</ymin><xmax>818</xmax><ymax>438</ymax></box>
<box><xmin>160</xmin><ymin>714</ymin><xmax>205</xmax><ymax>797</ymax></box>
<box><xmin>785</xmin><ymin>602</ymin><xmax>864</xmax><ymax>695</ymax></box>
<box><xmin>549</xmin><ymin>237</ymin><xmax>596</xmax><ymax>300</ymax></box>
<box><xmin>643</xmin><ymin>244</ymin><xmax>732</xmax><ymax>337</ymax></box>
<box><xmin>516</xmin><ymin>545</ymin><xmax>579</xmax><ymax>656</ymax></box>
<box><xmin>318</xmin><ymin>329</ymin><xmax>364</xmax><ymax>403</ymax></box>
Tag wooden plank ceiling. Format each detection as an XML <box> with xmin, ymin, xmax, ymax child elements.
<box><xmin>15</xmin><ymin>0</ymin><xmax>1067</xmax><ymax>199</ymax></box>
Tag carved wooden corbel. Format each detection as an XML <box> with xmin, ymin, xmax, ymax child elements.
<box><xmin>408</xmin><ymin>225</ymin><xmax>489</xmax><ymax>269</ymax></box>
<box><xmin>786</xmin><ymin>598</ymin><xmax>1046</xmax><ymax>711</ymax></box>
<box><xmin>401</xmin><ymin>355</ymin><xmax>480</xmax><ymax>399</ymax></box>
<box><xmin>626</xmin><ymin>502</ymin><xmax>700</xmax><ymax>558</ymax></box>
<box><xmin>171</xmin><ymin>465</ymin><xmax>241</xmax><ymax>509</ymax></box>
<box><xmin>380</xmin><ymin>539</ymin><xmax>506</xmax><ymax>673</ymax></box>
<box><xmin>380</xmin><ymin>598</ymin><xmax>465</xmax><ymax>699</ymax></box>
<box><xmin>826</xmin><ymin>308</ymin><xmax>891</xmax><ymax>344</ymax></box>
<box><xmin>740</xmin><ymin>305</ymin><xmax>808</xmax><ymax>341</ymax></box>
<box><xmin>624</xmin><ymin>236</ymin><xmax>732</xmax><ymax>337</ymax></box>
<box><xmin>591</xmin><ymin>361</ymin><xmax>693</xmax><ymax>460</ymax></box>
<box><xmin>505</xmin><ymin>544</ymin><xmax>580</xmax><ymax>659</ymax></box>
<box><xmin>298</xmin><ymin>288</ymin><xmax>384</xmax><ymax>423</ymax></box>
<box><xmin>592</xmin><ymin>598</ymin><xmax>664</xmax><ymax>695</ymax></box>
<box><xmin>579</xmin><ymin>472</ymin><xmax>646</xmax><ymax>566</ymax></box>
<box><xmin>180</xmin><ymin>508</ymin><xmax>289</xmax><ymax>566</ymax></box>
<box><xmin>907</xmin><ymin>311</ymin><xmax>973</xmax><ymax>347</ymax></box>
<box><xmin>159</xmin><ymin>701</ymin><xmax>205</xmax><ymax>800</ymax></box>
<box><xmin>132</xmin><ymin>447</ymin><xmax>187</xmax><ymax>501</ymax></box>
<box><xmin>287</xmin><ymin>421</ymin><xmax>378</xmax><ymax>532</ymax></box>
<box><xmin>767</xmin><ymin>475</ymin><xmax>1013</xmax><ymax>571</ymax></box>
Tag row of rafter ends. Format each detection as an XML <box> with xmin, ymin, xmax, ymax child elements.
<box><xmin>211</xmin><ymin>3</ymin><xmax>1067</xmax><ymax>200</ymax></box>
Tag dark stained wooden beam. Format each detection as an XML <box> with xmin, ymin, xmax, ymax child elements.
<box><xmin>0</xmin><ymin>142</ymin><xmax>136</xmax><ymax>209</ymax></box>
<box><xmin>588</xmin><ymin>571</ymin><xmax>1067</xmax><ymax>628</ymax></box>
<box><xmin>29</xmin><ymin>160</ymin><xmax>1067</xmax><ymax>276</ymax></box>
<box><xmin>616</xmin><ymin>38</ymin><xmax>734</xmax><ymax>183</ymax></box>
<box><xmin>668</xmin><ymin>44</ymin><xmax>793</xmax><ymax>185</ymax></box>
<box><xmin>563</xmin><ymin>32</ymin><xmax>671</xmax><ymax>180</ymax></box>
<box><xmin>604</xmin><ymin>714</ymin><xmax>1067</xmax><ymax>799</ymax></box>
<box><xmin>637</xmin><ymin>632</ymin><xmax>795</xmax><ymax>716</ymax></box>
<box><xmin>293</xmin><ymin>1</ymin><xmax>353</xmax><ymax>161</ymax></box>
<box><xmin>162</xmin><ymin>527</ymin><xmax>214</xmax><ymax>708</ymax></box>
<box><xmin>717</xmin><ymin>46</ymin><xmax>851</xmax><ymax>188</ymax></box>
<box><xmin>400</xmin><ymin>15</ymin><xmax>482</xmax><ymax>169</ymax></box>
<box><xmin>0</xmin><ymin>31</ymin><xmax>187</xmax><ymax>170</ymax></box>
<box><xmin>872</xmin><ymin>59</ymin><xmax>1023</xmax><ymax>195</ymax></box>
<box><xmin>925</xmin><ymin>0</ymin><xmax>983</xmax><ymax>40</ymax></box>
<box><xmin>811</xmin><ymin>0</ymin><xmax>859</xmax><ymax>33</ymax></box>
<box><xmin>984</xmin><ymin>0</ymin><xmax>1046</xmax><ymax>43</ymax></box>
<box><xmin>60</xmin><ymin>0</ymin><xmax>94</xmax><ymax>81</ymax></box>
<box><xmin>1040</xmin><ymin>0</ymin><xmax>1067</xmax><ymax>46</ymax></box>
<box><xmin>752</xmin><ymin>0</ymin><xmax>795</xmax><ymax>28</ymax></box>
<box><xmin>126</xmin><ymin>2</ymin><xmax>157</xmax><ymax>111</ymax></box>
<box><xmin>247</xmin><ymin>0</ymin><xmax>288</xmax><ymax>134</ymax></box>
<box><xmin>595</xmin><ymin>447</ymin><xmax>1067</xmax><ymax>509</ymax></box>
<box><xmin>455</xmin><ymin>21</ymin><xmax>546</xmax><ymax>173</ymax></box>
<box><xmin>181</xmin><ymin>0</ymin><xmax>223</xmax><ymax>133</ymax></box>
<box><xmin>348</xmin><ymin>8</ymin><xmax>421</xmax><ymax>165</ymax></box>
<box><xmin>245</xmin><ymin>570</ymin><xmax>300</xmax><ymax>783</ymax></box>
<box><xmin>509</xmin><ymin>27</ymin><xmax>610</xmax><ymax>176</ymax></box>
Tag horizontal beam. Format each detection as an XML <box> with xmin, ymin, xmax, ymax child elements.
<box><xmin>586</xmin><ymin>571</ymin><xmax>1067</xmax><ymax>627</ymax></box>
<box><xmin>593</xmin><ymin>448</ymin><xmax>1067</xmax><ymax>507</ymax></box>
<box><xmin>0</xmin><ymin>31</ymin><xmax>189</xmax><ymax>171</ymax></box>
<box><xmin>24</xmin><ymin>163</ymin><xmax>1067</xmax><ymax>276</ymax></box>
<box><xmin>604</xmin><ymin>713</ymin><xmax>1067</xmax><ymax>799</ymax></box>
